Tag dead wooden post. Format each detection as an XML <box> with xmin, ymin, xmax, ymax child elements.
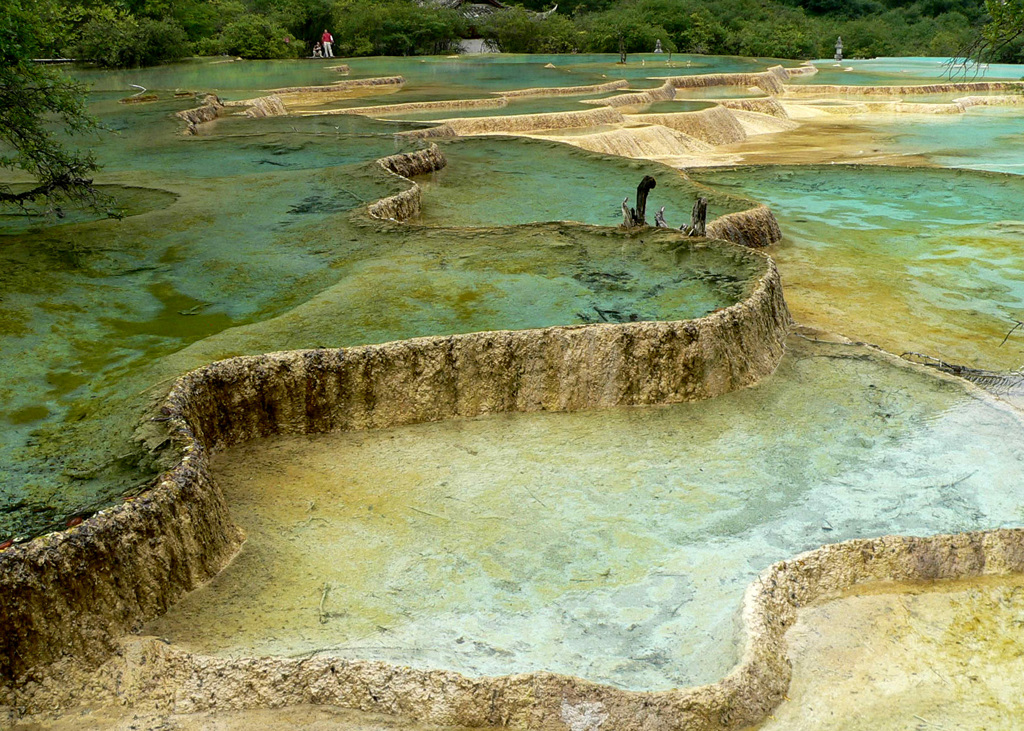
<box><xmin>633</xmin><ymin>175</ymin><xmax>656</xmax><ymax>226</ymax></box>
<box><xmin>621</xmin><ymin>175</ymin><xmax>657</xmax><ymax>228</ymax></box>
<box><xmin>683</xmin><ymin>197</ymin><xmax>707</xmax><ymax>236</ymax></box>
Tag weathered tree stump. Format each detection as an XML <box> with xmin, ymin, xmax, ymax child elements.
<box><xmin>681</xmin><ymin>196</ymin><xmax>707</xmax><ymax>236</ymax></box>
<box><xmin>622</xmin><ymin>175</ymin><xmax>657</xmax><ymax>228</ymax></box>
<box><xmin>654</xmin><ymin>206</ymin><xmax>668</xmax><ymax>228</ymax></box>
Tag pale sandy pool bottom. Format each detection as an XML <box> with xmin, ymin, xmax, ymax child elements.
<box><xmin>146</xmin><ymin>336</ymin><xmax>1024</xmax><ymax>691</ymax></box>
<box><xmin>751</xmin><ymin>573</ymin><xmax>1024</xmax><ymax>731</ymax></box>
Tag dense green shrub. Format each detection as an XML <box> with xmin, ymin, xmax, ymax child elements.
<box><xmin>479</xmin><ymin>7</ymin><xmax>582</xmax><ymax>52</ymax></box>
<box><xmin>578</xmin><ymin>8</ymin><xmax>675</xmax><ymax>58</ymax></box>
<box><xmin>219</xmin><ymin>15</ymin><xmax>301</xmax><ymax>58</ymax></box>
<box><xmin>54</xmin><ymin>0</ymin><xmax>994</xmax><ymax>65</ymax></box>
<box><xmin>331</xmin><ymin>0</ymin><xmax>466</xmax><ymax>56</ymax></box>
<box><xmin>74</xmin><ymin>10</ymin><xmax>190</xmax><ymax>67</ymax></box>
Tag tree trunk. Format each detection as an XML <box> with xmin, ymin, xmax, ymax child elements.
<box><xmin>621</xmin><ymin>176</ymin><xmax>658</xmax><ymax>228</ymax></box>
<box><xmin>684</xmin><ymin>197</ymin><xmax>707</xmax><ymax>236</ymax></box>
<box><xmin>633</xmin><ymin>175</ymin><xmax>656</xmax><ymax>226</ymax></box>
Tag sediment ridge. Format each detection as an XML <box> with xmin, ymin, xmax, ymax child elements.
<box><xmin>366</xmin><ymin>143</ymin><xmax>447</xmax><ymax>221</ymax></box>
<box><xmin>174</xmin><ymin>94</ymin><xmax>223</xmax><ymax>135</ymax></box>
<box><xmin>633</xmin><ymin>106</ymin><xmax>749</xmax><ymax>145</ymax></box>
<box><xmin>395</xmin><ymin>106</ymin><xmax>629</xmax><ymax>138</ymax></box>
<box><xmin>441</xmin><ymin>106</ymin><xmax>625</xmax><ymax>135</ymax></box>
<box><xmin>592</xmin><ymin>80</ymin><xmax>676</xmax><ymax>108</ymax></box>
<box><xmin>314</xmin><ymin>97</ymin><xmax>508</xmax><ymax>117</ymax></box>
<box><xmin>499</xmin><ymin>79</ymin><xmax>630</xmax><ymax>98</ymax></box>
<box><xmin>719</xmin><ymin>97</ymin><xmax>790</xmax><ymax>118</ymax></box>
<box><xmin>267</xmin><ymin>76</ymin><xmax>406</xmax><ymax>94</ymax></box>
<box><xmin>8</xmin><ymin>522</ymin><xmax>1024</xmax><ymax>731</ymax></box>
<box><xmin>0</xmin><ymin>254</ymin><xmax>789</xmax><ymax>694</ymax></box>
<box><xmin>242</xmin><ymin>94</ymin><xmax>287</xmax><ymax>118</ymax></box>
<box><xmin>783</xmin><ymin>80</ymin><xmax>1024</xmax><ymax>97</ymax></box>
<box><xmin>547</xmin><ymin>125</ymin><xmax>713</xmax><ymax>158</ymax></box>
<box><xmin>667</xmin><ymin>65</ymin><xmax>790</xmax><ymax>95</ymax></box>
<box><xmin>706</xmin><ymin>204</ymin><xmax>783</xmax><ymax>248</ymax></box>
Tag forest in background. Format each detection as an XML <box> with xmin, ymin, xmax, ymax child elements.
<box><xmin>17</xmin><ymin>0</ymin><xmax>1024</xmax><ymax>69</ymax></box>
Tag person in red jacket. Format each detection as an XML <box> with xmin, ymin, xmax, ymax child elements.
<box><xmin>321</xmin><ymin>29</ymin><xmax>334</xmax><ymax>58</ymax></box>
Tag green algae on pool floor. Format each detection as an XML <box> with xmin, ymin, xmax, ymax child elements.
<box><xmin>145</xmin><ymin>337</ymin><xmax>1024</xmax><ymax>690</ymax></box>
<box><xmin>691</xmin><ymin>164</ymin><xmax>1024</xmax><ymax>371</ymax></box>
<box><xmin>146</xmin><ymin>223</ymin><xmax>763</xmax><ymax>388</ymax></box>
<box><xmin>414</xmin><ymin>137</ymin><xmax>749</xmax><ymax>228</ymax></box>
<box><xmin>752</xmin><ymin>573</ymin><xmax>1024</xmax><ymax>731</ymax></box>
<box><xmin>0</xmin><ymin>100</ymin><xmax>760</xmax><ymax>541</ymax></box>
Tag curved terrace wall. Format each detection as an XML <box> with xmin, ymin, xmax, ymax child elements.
<box><xmin>367</xmin><ymin>143</ymin><xmax>783</xmax><ymax>252</ymax></box>
<box><xmin>500</xmin><ymin>79</ymin><xmax>630</xmax><ymax>98</ymax></box>
<box><xmin>667</xmin><ymin>66</ymin><xmax>790</xmax><ymax>96</ymax></box>
<box><xmin>323</xmin><ymin>97</ymin><xmax>508</xmax><ymax>117</ymax></box>
<box><xmin>783</xmin><ymin>81</ymin><xmax>1024</xmax><ymax>97</ymax></box>
<box><xmin>0</xmin><ymin>142</ymin><xmax>791</xmax><ymax>683</ymax></box>
<box><xmin>719</xmin><ymin>97</ymin><xmax>790</xmax><ymax>119</ymax></box>
<box><xmin>366</xmin><ymin>143</ymin><xmax>447</xmax><ymax>221</ymax></box>
<box><xmin>442</xmin><ymin>106</ymin><xmax>625</xmax><ymax>135</ymax></box>
<box><xmin>175</xmin><ymin>94</ymin><xmax>223</xmax><ymax>135</ymax></box>
<box><xmin>638</xmin><ymin>106</ymin><xmax>748</xmax><ymax>145</ymax></box>
<box><xmin>592</xmin><ymin>80</ymin><xmax>676</xmax><ymax>108</ymax></box>
<box><xmin>267</xmin><ymin>76</ymin><xmax>406</xmax><ymax>94</ymax></box>
<box><xmin>548</xmin><ymin>125</ymin><xmax>713</xmax><ymax>158</ymax></box>
<box><xmin>706</xmin><ymin>204</ymin><xmax>783</xmax><ymax>248</ymax></box>
<box><xmin>0</xmin><ymin>269</ymin><xmax>790</xmax><ymax>684</ymax></box>
<box><xmin>9</xmin><ymin>518</ymin><xmax>1024</xmax><ymax>730</ymax></box>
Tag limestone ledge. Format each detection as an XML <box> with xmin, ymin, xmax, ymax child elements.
<box><xmin>366</xmin><ymin>140</ymin><xmax>782</xmax><ymax>250</ymax></box>
<box><xmin>442</xmin><ymin>106</ymin><xmax>625</xmax><ymax>135</ymax></box>
<box><xmin>366</xmin><ymin>143</ymin><xmax>447</xmax><ymax>221</ymax></box>
<box><xmin>395</xmin><ymin>106</ymin><xmax>628</xmax><ymax>139</ymax></box>
<box><xmin>718</xmin><ymin>97</ymin><xmax>789</xmax><ymax>119</ymax></box>
<box><xmin>0</xmin><ymin>260</ymin><xmax>790</xmax><ymax>698</ymax></box>
<box><xmin>8</xmin><ymin>526</ymin><xmax>1024</xmax><ymax>731</ymax></box>
<box><xmin>586</xmin><ymin>80</ymin><xmax>676</xmax><ymax>109</ymax></box>
<box><xmin>634</xmin><ymin>106</ymin><xmax>748</xmax><ymax>145</ymax></box>
<box><xmin>174</xmin><ymin>94</ymin><xmax>223</xmax><ymax>135</ymax></box>
<box><xmin>215</xmin><ymin>76</ymin><xmax>408</xmax><ymax>117</ymax></box>
<box><xmin>500</xmin><ymin>79</ymin><xmax>630</xmax><ymax>98</ymax></box>
<box><xmin>794</xmin><ymin>93</ymin><xmax>1024</xmax><ymax>117</ymax></box>
<box><xmin>782</xmin><ymin>80</ymin><xmax>1024</xmax><ymax>97</ymax></box>
<box><xmin>266</xmin><ymin>76</ymin><xmax>406</xmax><ymax>95</ymax></box>
<box><xmin>785</xmin><ymin>64</ymin><xmax>818</xmax><ymax>77</ymax></box>
<box><xmin>706</xmin><ymin>204</ymin><xmax>783</xmax><ymax>248</ymax></box>
<box><xmin>666</xmin><ymin>65</ymin><xmax>791</xmax><ymax>96</ymax></box>
<box><xmin>316</xmin><ymin>97</ymin><xmax>508</xmax><ymax>117</ymax></box>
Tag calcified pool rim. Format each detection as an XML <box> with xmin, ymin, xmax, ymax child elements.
<box><xmin>4</xmin><ymin>67</ymin><xmax>1024</xmax><ymax>730</ymax></box>
<box><xmin>0</xmin><ymin>143</ymin><xmax>788</xmax><ymax>670</ymax></box>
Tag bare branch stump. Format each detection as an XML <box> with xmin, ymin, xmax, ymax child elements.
<box><xmin>682</xmin><ymin>197</ymin><xmax>707</xmax><ymax>236</ymax></box>
<box><xmin>622</xmin><ymin>175</ymin><xmax>658</xmax><ymax>228</ymax></box>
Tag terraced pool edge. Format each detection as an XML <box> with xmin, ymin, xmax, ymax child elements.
<box><xmin>0</xmin><ymin>146</ymin><xmax>789</xmax><ymax>683</ymax></box>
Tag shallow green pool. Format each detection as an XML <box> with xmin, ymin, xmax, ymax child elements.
<box><xmin>146</xmin><ymin>337</ymin><xmax>1024</xmax><ymax>689</ymax></box>
<box><xmin>692</xmin><ymin>164</ymin><xmax>1024</xmax><ymax>371</ymax></box>
<box><xmin>0</xmin><ymin>72</ymin><xmax>759</xmax><ymax>540</ymax></box>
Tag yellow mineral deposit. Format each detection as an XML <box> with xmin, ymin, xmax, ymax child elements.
<box><xmin>754</xmin><ymin>575</ymin><xmax>1024</xmax><ymax>731</ymax></box>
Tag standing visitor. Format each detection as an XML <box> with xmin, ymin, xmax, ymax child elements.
<box><xmin>321</xmin><ymin>29</ymin><xmax>334</xmax><ymax>58</ymax></box>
